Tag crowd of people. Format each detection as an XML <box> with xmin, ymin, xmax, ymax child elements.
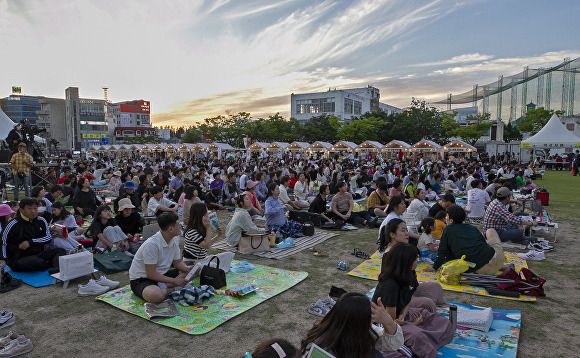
<box><xmin>1</xmin><ymin>142</ymin><xmax>551</xmax><ymax>357</ymax></box>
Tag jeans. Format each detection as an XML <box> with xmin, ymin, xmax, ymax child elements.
<box><xmin>495</xmin><ymin>229</ymin><xmax>537</xmax><ymax>244</ymax></box>
<box><xmin>11</xmin><ymin>248</ymin><xmax>66</xmax><ymax>272</ymax></box>
<box><xmin>13</xmin><ymin>174</ymin><xmax>30</xmax><ymax>201</ymax></box>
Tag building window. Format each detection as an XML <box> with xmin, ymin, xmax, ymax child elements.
<box><xmin>296</xmin><ymin>98</ymin><xmax>335</xmax><ymax>114</ymax></box>
<box><xmin>354</xmin><ymin>100</ymin><xmax>362</xmax><ymax>115</ymax></box>
<box><xmin>344</xmin><ymin>98</ymin><xmax>353</xmax><ymax>114</ymax></box>
<box><xmin>136</xmin><ymin>130</ymin><xmax>141</xmax><ymax>135</ymax></box>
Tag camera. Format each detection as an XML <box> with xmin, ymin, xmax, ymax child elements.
<box><xmin>20</xmin><ymin>119</ymin><xmax>46</xmax><ymax>141</ymax></box>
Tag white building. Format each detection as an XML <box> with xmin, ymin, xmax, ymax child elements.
<box><xmin>290</xmin><ymin>86</ymin><xmax>401</xmax><ymax>122</ymax></box>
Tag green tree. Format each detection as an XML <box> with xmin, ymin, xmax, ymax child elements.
<box><xmin>123</xmin><ymin>133</ymin><xmax>160</xmax><ymax>144</ymax></box>
<box><xmin>181</xmin><ymin>127</ymin><xmax>202</xmax><ymax>143</ymax></box>
<box><xmin>518</xmin><ymin>107</ymin><xmax>565</xmax><ymax>134</ymax></box>
<box><xmin>454</xmin><ymin>113</ymin><xmax>493</xmax><ymax>145</ymax></box>
<box><xmin>337</xmin><ymin>117</ymin><xmax>381</xmax><ymax>142</ymax></box>
<box><xmin>503</xmin><ymin>121</ymin><xmax>522</xmax><ymax>142</ymax></box>
<box><xmin>300</xmin><ymin>114</ymin><xmax>339</xmax><ymax>142</ymax></box>
<box><xmin>441</xmin><ymin>110</ymin><xmax>460</xmax><ymax>138</ymax></box>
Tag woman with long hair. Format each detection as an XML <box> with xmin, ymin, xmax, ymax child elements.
<box><xmin>181</xmin><ymin>185</ymin><xmax>201</xmax><ymax>223</ymax></box>
<box><xmin>88</xmin><ymin>205</ymin><xmax>133</xmax><ymax>256</ymax></box>
<box><xmin>183</xmin><ymin>203</ymin><xmax>223</xmax><ymax>261</ymax></box>
<box><xmin>51</xmin><ymin>201</ymin><xmax>86</xmax><ymax>241</ymax></box>
<box><xmin>72</xmin><ymin>177</ymin><xmax>101</xmax><ymax>218</ymax></box>
<box><xmin>301</xmin><ymin>292</ymin><xmax>403</xmax><ymax>358</ymax></box>
<box><xmin>372</xmin><ymin>242</ymin><xmax>454</xmax><ymax>358</ymax></box>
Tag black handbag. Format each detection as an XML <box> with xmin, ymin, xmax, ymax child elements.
<box><xmin>199</xmin><ymin>256</ymin><xmax>227</xmax><ymax>289</ymax></box>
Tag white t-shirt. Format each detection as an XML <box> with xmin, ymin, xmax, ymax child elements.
<box><xmin>129</xmin><ymin>231</ymin><xmax>181</xmax><ymax>280</ymax></box>
<box><xmin>294</xmin><ymin>180</ymin><xmax>309</xmax><ymax>201</ymax></box>
<box><xmin>466</xmin><ymin>187</ymin><xmax>491</xmax><ymax>218</ymax></box>
<box><xmin>418</xmin><ymin>233</ymin><xmax>435</xmax><ymax>250</ymax></box>
<box><xmin>278</xmin><ymin>184</ymin><xmax>291</xmax><ymax>204</ymax></box>
<box><xmin>147</xmin><ymin>196</ymin><xmax>176</xmax><ymax>216</ymax></box>
<box><xmin>239</xmin><ymin>174</ymin><xmax>249</xmax><ymax>190</ymax></box>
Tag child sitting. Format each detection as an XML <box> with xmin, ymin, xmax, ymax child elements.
<box><xmin>431</xmin><ymin>211</ymin><xmax>446</xmax><ymax>239</ymax></box>
<box><xmin>418</xmin><ymin>217</ymin><xmax>438</xmax><ymax>264</ymax></box>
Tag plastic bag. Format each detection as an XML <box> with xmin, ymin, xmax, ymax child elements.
<box><xmin>439</xmin><ymin>255</ymin><xmax>475</xmax><ymax>285</ymax></box>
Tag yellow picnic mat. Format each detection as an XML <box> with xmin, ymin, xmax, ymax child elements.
<box><xmin>348</xmin><ymin>251</ymin><xmax>536</xmax><ymax>302</ymax></box>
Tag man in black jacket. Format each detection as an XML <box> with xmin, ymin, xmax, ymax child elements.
<box><xmin>113</xmin><ymin>181</ymin><xmax>142</xmax><ymax>213</ymax></box>
<box><xmin>1</xmin><ymin>198</ymin><xmax>66</xmax><ymax>273</ymax></box>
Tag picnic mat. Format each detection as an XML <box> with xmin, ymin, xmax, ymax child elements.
<box><xmin>366</xmin><ymin>288</ymin><xmax>521</xmax><ymax>358</ymax></box>
<box><xmin>211</xmin><ymin>231</ymin><xmax>338</xmax><ymax>259</ymax></box>
<box><xmin>349</xmin><ymin>251</ymin><xmax>536</xmax><ymax>301</ymax></box>
<box><xmin>5</xmin><ymin>267</ymin><xmax>57</xmax><ymax>287</ymax></box>
<box><xmin>96</xmin><ymin>260</ymin><xmax>308</xmax><ymax>334</ymax></box>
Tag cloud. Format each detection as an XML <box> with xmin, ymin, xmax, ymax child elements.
<box><xmin>223</xmin><ymin>0</ymin><xmax>297</xmax><ymax>19</ymax></box>
<box><xmin>410</xmin><ymin>53</ymin><xmax>494</xmax><ymax>67</ymax></box>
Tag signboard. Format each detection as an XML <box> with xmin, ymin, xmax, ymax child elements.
<box><xmin>521</xmin><ymin>142</ymin><xmax>580</xmax><ymax>148</ymax></box>
<box><xmin>101</xmin><ymin>136</ymin><xmax>110</xmax><ymax>145</ymax></box>
<box><xmin>138</xmin><ymin>100</ymin><xmax>150</xmax><ymax>114</ymax></box>
<box><xmin>12</xmin><ymin>86</ymin><xmax>21</xmax><ymax>94</ymax></box>
<box><xmin>82</xmin><ymin>133</ymin><xmax>108</xmax><ymax>139</ymax></box>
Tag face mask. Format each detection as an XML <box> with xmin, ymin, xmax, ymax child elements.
<box><xmin>38</xmin><ymin>207</ymin><xmax>46</xmax><ymax>213</ymax></box>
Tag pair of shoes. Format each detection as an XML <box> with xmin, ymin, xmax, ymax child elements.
<box><xmin>0</xmin><ymin>313</ymin><xmax>15</xmax><ymax>330</ymax></box>
<box><xmin>78</xmin><ymin>276</ymin><xmax>119</xmax><ymax>296</ymax></box>
<box><xmin>528</xmin><ymin>242</ymin><xmax>553</xmax><ymax>252</ymax></box>
<box><xmin>0</xmin><ymin>273</ymin><xmax>22</xmax><ymax>294</ymax></box>
<box><xmin>321</xmin><ymin>296</ymin><xmax>336</xmax><ymax>309</ymax></box>
<box><xmin>0</xmin><ymin>335</ymin><xmax>33</xmax><ymax>357</ymax></box>
<box><xmin>367</xmin><ymin>217</ymin><xmax>379</xmax><ymax>228</ymax></box>
<box><xmin>308</xmin><ymin>299</ymin><xmax>331</xmax><ymax>317</ymax></box>
<box><xmin>0</xmin><ymin>331</ymin><xmax>26</xmax><ymax>349</ymax></box>
<box><xmin>518</xmin><ymin>250</ymin><xmax>545</xmax><ymax>261</ymax></box>
<box><xmin>336</xmin><ymin>261</ymin><xmax>348</xmax><ymax>271</ymax></box>
<box><xmin>329</xmin><ymin>285</ymin><xmax>347</xmax><ymax>300</ymax></box>
<box><xmin>276</xmin><ymin>238</ymin><xmax>295</xmax><ymax>249</ymax></box>
<box><xmin>351</xmin><ymin>249</ymin><xmax>370</xmax><ymax>260</ymax></box>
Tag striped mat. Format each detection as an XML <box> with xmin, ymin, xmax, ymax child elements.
<box><xmin>211</xmin><ymin>231</ymin><xmax>338</xmax><ymax>259</ymax></box>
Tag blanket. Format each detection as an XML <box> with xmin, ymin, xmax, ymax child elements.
<box><xmin>4</xmin><ymin>267</ymin><xmax>57</xmax><ymax>287</ymax></box>
<box><xmin>211</xmin><ymin>231</ymin><xmax>338</xmax><ymax>259</ymax></box>
<box><xmin>96</xmin><ymin>260</ymin><xmax>307</xmax><ymax>334</ymax></box>
<box><xmin>349</xmin><ymin>251</ymin><xmax>536</xmax><ymax>301</ymax></box>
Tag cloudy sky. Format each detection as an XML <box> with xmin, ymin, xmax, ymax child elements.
<box><xmin>1</xmin><ymin>0</ymin><xmax>579</xmax><ymax>126</ymax></box>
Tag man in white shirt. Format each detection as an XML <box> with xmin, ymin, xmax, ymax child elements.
<box><xmin>239</xmin><ymin>168</ymin><xmax>251</xmax><ymax>191</ymax></box>
<box><xmin>147</xmin><ymin>185</ymin><xmax>177</xmax><ymax>216</ymax></box>
<box><xmin>129</xmin><ymin>212</ymin><xmax>193</xmax><ymax>303</ymax></box>
<box><xmin>466</xmin><ymin>179</ymin><xmax>491</xmax><ymax>218</ymax></box>
<box><xmin>278</xmin><ymin>175</ymin><xmax>309</xmax><ymax>210</ymax></box>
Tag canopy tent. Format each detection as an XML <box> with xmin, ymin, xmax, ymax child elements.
<box><xmin>521</xmin><ymin>114</ymin><xmax>580</xmax><ymax>148</ymax></box>
<box><xmin>0</xmin><ymin>108</ymin><xmax>14</xmax><ymax>139</ymax></box>
<box><xmin>443</xmin><ymin>140</ymin><xmax>477</xmax><ymax>153</ymax></box>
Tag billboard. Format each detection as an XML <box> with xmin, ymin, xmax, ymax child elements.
<box><xmin>12</xmin><ymin>86</ymin><xmax>21</xmax><ymax>94</ymax></box>
<box><xmin>138</xmin><ymin>100</ymin><xmax>150</xmax><ymax>114</ymax></box>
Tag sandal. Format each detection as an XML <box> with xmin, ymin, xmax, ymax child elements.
<box><xmin>354</xmin><ymin>250</ymin><xmax>370</xmax><ymax>260</ymax></box>
<box><xmin>351</xmin><ymin>248</ymin><xmax>360</xmax><ymax>256</ymax></box>
<box><xmin>313</xmin><ymin>250</ymin><xmax>328</xmax><ymax>257</ymax></box>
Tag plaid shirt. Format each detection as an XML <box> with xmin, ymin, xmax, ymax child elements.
<box><xmin>483</xmin><ymin>198</ymin><xmax>522</xmax><ymax>231</ymax></box>
<box><xmin>10</xmin><ymin>151</ymin><xmax>33</xmax><ymax>176</ymax></box>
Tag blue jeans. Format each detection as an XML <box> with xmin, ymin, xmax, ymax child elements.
<box><xmin>495</xmin><ymin>229</ymin><xmax>537</xmax><ymax>244</ymax></box>
<box><xmin>13</xmin><ymin>174</ymin><xmax>30</xmax><ymax>200</ymax></box>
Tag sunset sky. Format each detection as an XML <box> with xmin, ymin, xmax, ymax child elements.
<box><xmin>1</xmin><ymin>0</ymin><xmax>579</xmax><ymax>127</ymax></box>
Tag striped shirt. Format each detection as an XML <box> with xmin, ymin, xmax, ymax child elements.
<box><xmin>183</xmin><ymin>228</ymin><xmax>207</xmax><ymax>260</ymax></box>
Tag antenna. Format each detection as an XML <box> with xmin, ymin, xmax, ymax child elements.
<box><xmin>102</xmin><ymin>87</ymin><xmax>109</xmax><ymax>101</ymax></box>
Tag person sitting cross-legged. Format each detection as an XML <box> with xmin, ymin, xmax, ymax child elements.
<box><xmin>128</xmin><ymin>212</ymin><xmax>194</xmax><ymax>303</ymax></box>
<box><xmin>1</xmin><ymin>198</ymin><xmax>66</xmax><ymax>273</ymax></box>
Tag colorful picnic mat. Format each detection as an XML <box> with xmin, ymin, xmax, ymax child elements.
<box><xmin>366</xmin><ymin>288</ymin><xmax>521</xmax><ymax>358</ymax></box>
<box><xmin>349</xmin><ymin>251</ymin><xmax>536</xmax><ymax>301</ymax></box>
<box><xmin>96</xmin><ymin>260</ymin><xmax>308</xmax><ymax>334</ymax></box>
<box><xmin>211</xmin><ymin>231</ymin><xmax>338</xmax><ymax>259</ymax></box>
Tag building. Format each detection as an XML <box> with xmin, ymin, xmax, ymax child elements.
<box><xmin>113</xmin><ymin>127</ymin><xmax>157</xmax><ymax>142</ymax></box>
<box><xmin>290</xmin><ymin>86</ymin><xmax>401</xmax><ymax>122</ymax></box>
<box><xmin>36</xmin><ymin>97</ymin><xmax>67</xmax><ymax>153</ymax></box>
<box><xmin>1</xmin><ymin>95</ymin><xmax>41</xmax><ymax>124</ymax></box>
<box><xmin>65</xmin><ymin>87</ymin><xmax>109</xmax><ymax>150</ymax></box>
<box><xmin>109</xmin><ymin>100</ymin><xmax>152</xmax><ymax>144</ymax></box>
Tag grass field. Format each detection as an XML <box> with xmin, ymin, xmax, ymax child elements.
<box><xmin>2</xmin><ymin>171</ymin><xmax>580</xmax><ymax>357</ymax></box>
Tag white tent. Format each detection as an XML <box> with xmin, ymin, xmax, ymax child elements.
<box><xmin>0</xmin><ymin>107</ymin><xmax>16</xmax><ymax>139</ymax></box>
<box><xmin>521</xmin><ymin>114</ymin><xmax>580</xmax><ymax>148</ymax></box>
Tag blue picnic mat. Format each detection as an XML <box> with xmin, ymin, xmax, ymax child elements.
<box><xmin>5</xmin><ymin>267</ymin><xmax>58</xmax><ymax>287</ymax></box>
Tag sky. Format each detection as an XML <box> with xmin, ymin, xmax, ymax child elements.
<box><xmin>1</xmin><ymin>0</ymin><xmax>580</xmax><ymax>127</ymax></box>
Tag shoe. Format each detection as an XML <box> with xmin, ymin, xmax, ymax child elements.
<box><xmin>0</xmin><ymin>332</ymin><xmax>26</xmax><ymax>349</ymax></box>
<box><xmin>94</xmin><ymin>275</ymin><xmax>120</xmax><ymax>290</ymax></box>
<box><xmin>528</xmin><ymin>242</ymin><xmax>553</xmax><ymax>252</ymax></box>
<box><xmin>78</xmin><ymin>279</ymin><xmax>110</xmax><ymax>296</ymax></box>
<box><xmin>0</xmin><ymin>314</ymin><xmax>14</xmax><ymax>330</ymax></box>
<box><xmin>276</xmin><ymin>238</ymin><xmax>295</xmax><ymax>249</ymax></box>
<box><xmin>336</xmin><ymin>261</ymin><xmax>348</xmax><ymax>271</ymax></box>
<box><xmin>518</xmin><ymin>250</ymin><xmax>545</xmax><ymax>261</ymax></box>
<box><xmin>321</xmin><ymin>296</ymin><xmax>336</xmax><ymax>310</ymax></box>
<box><xmin>367</xmin><ymin>217</ymin><xmax>378</xmax><ymax>228</ymax></box>
<box><xmin>308</xmin><ymin>299</ymin><xmax>330</xmax><ymax>317</ymax></box>
<box><xmin>47</xmin><ymin>268</ymin><xmax>59</xmax><ymax>275</ymax></box>
<box><xmin>0</xmin><ymin>338</ymin><xmax>33</xmax><ymax>357</ymax></box>
<box><xmin>0</xmin><ymin>273</ymin><xmax>22</xmax><ymax>294</ymax></box>
<box><xmin>329</xmin><ymin>285</ymin><xmax>347</xmax><ymax>300</ymax></box>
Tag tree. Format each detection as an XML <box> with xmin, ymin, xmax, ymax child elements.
<box><xmin>518</xmin><ymin>107</ymin><xmax>565</xmax><ymax>134</ymax></box>
<box><xmin>123</xmin><ymin>133</ymin><xmax>160</xmax><ymax>144</ymax></box>
<box><xmin>454</xmin><ymin>113</ymin><xmax>493</xmax><ymax>145</ymax></box>
<box><xmin>337</xmin><ymin>117</ymin><xmax>381</xmax><ymax>142</ymax></box>
<box><xmin>181</xmin><ymin>127</ymin><xmax>202</xmax><ymax>143</ymax></box>
<box><xmin>503</xmin><ymin>121</ymin><xmax>522</xmax><ymax>142</ymax></box>
<box><xmin>441</xmin><ymin>110</ymin><xmax>460</xmax><ymax>138</ymax></box>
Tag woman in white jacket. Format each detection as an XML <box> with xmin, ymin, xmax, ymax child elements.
<box><xmin>406</xmin><ymin>188</ymin><xmax>430</xmax><ymax>223</ymax></box>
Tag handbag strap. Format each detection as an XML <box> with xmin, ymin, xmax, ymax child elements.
<box><xmin>250</xmin><ymin>235</ymin><xmax>264</xmax><ymax>249</ymax></box>
<box><xmin>208</xmin><ymin>255</ymin><xmax>221</xmax><ymax>269</ymax></box>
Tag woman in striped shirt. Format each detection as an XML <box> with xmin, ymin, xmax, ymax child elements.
<box><xmin>182</xmin><ymin>203</ymin><xmax>223</xmax><ymax>261</ymax></box>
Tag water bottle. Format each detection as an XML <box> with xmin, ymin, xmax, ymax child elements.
<box><xmin>275</xmin><ymin>230</ymin><xmax>281</xmax><ymax>244</ymax></box>
<box><xmin>449</xmin><ymin>305</ymin><xmax>457</xmax><ymax>331</ymax></box>
<box><xmin>110</xmin><ymin>244</ymin><xmax>117</xmax><ymax>252</ymax></box>
<box><xmin>268</xmin><ymin>230</ymin><xmax>276</xmax><ymax>248</ymax></box>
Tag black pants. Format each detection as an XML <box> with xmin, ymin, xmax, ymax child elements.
<box><xmin>334</xmin><ymin>210</ymin><xmax>371</xmax><ymax>225</ymax></box>
<box><xmin>11</xmin><ymin>248</ymin><xmax>67</xmax><ymax>272</ymax></box>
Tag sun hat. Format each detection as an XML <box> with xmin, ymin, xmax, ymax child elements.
<box><xmin>112</xmin><ymin>171</ymin><xmax>122</xmax><ymax>176</ymax></box>
<box><xmin>0</xmin><ymin>204</ymin><xmax>15</xmax><ymax>216</ymax></box>
<box><xmin>246</xmin><ymin>180</ymin><xmax>258</xmax><ymax>189</ymax></box>
<box><xmin>118</xmin><ymin>198</ymin><xmax>136</xmax><ymax>211</ymax></box>
<box><xmin>18</xmin><ymin>142</ymin><xmax>27</xmax><ymax>147</ymax></box>
<box><xmin>123</xmin><ymin>181</ymin><xmax>137</xmax><ymax>190</ymax></box>
<box><xmin>496</xmin><ymin>187</ymin><xmax>512</xmax><ymax>198</ymax></box>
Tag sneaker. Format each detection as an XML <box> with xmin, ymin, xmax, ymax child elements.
<box><xmin>321</xmin><ymin>296</ymin><xmax>336</xmax><ymax>310</ymax></box>
<box><xmin>0</xmin><ymin>273</ymin><xmax>22</xmax><ymax>294</ymax></box>
<box><xmin>528</xmin><ymin>242</ymin><xmax>553</xmax><ymax>252</ymax></box>
<box><xmin>78</xmin><ymin>279</ymin><xmax>110</xmax><ymax>296</ymax></box>
<box><xmin>336</xmin><ymin>261</ymin><xmax>348</xmax><ymax>271</ymax></box>
<box><xmin>518</xmin><ymin>250</ymin><xmax>545</xmax><ymax>261</ymax></box>
<box><xmin>0</xmin><ymin>332</ymin><xmax>26</xmax><ymax>349</ymax></box>
<box><xmin>308</xmin><ymin>299</ymin><xmax>330</xmax><ymax>317</ymax></box>
<box><xmin>329</xmin><ymin>285</ymin><xmax>347</xmax><ymax>300</ymax></box>
<box><xmin>94</xmin><ymin>275</ymin><xmax>120</xmax><ymax>290</ymax></box>
<box><xmin>0</xmin><ymin>338</ymin><xmax>33</xmax><ymax>357</ymax></box>
<box><xmin>0</xmin><ymin>315</ymin><xmax>14</xmax><ymax>330</ymax></box>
